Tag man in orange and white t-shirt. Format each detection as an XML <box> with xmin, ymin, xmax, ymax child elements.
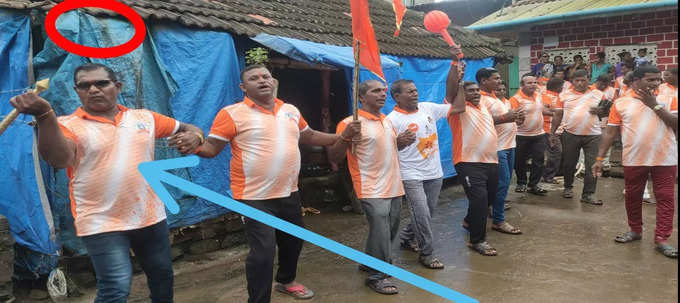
<box><xmin>448</xmin><ymin>81</ymin><xmax>501</xmax><ymax>256</ymax></box>
<box><xmin>551</xmin><ymin>70</ymin><xmax>608</xmax><ymax>205</ymax></box>
<box><xmin>660</xmin><ymin>67</ymin><xmax>677</xmax><ymax>97</ymax></box>
<box><xmin>477</xmin><ymin>68</ymin><xmax>524</xmax><ymax>236</ymax></box>
<box><xmin>198</xmin><ymin>65</ymin><xmax>357</xmax><ymax>302</ymax></box>
<box><xmin>10</xmin><ymin>63</ymin><xmax>205</xmax><ymax>302</ymax></box>
<box><xmin>541</xmin><ymin>78</ymin><xmax>565</xmax><ymax>184</ymax></box>
<box><xmin>509</xmin><ymin>75</ymin><xmax>551</xmax><ymax>195</ymax></box>
<box><xmin>329</xmin><ymin>79</ymin><xmax>413</xmax><ymax>294</ymax></box>
<box><xmin>593</xmin><ymin>65</ymin><xmax>678</xmax><ymax>258</ymax></box>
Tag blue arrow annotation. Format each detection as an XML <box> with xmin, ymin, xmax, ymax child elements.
<box><xmin>139</xmin><ymin>155</ymin><xmax>477</xmax><ymax>303</ymax></box>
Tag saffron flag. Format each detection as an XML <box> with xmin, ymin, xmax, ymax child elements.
<box><xmin>392</xmin><ymin>0</ymin><xmax>406</xmax><ymax>37</ymax></box>
<box><xmin>350</xmin><ymin>0</ymin><xmax>385</xmax><ymax>80</ymax></box>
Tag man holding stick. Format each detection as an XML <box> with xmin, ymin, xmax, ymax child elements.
<box><xmin>10</xmin><ymin>63</ymin><xmax>204</xmax><ymax>302</ymax></box>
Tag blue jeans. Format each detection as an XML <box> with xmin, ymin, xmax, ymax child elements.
<box><xmin>81</xmin><ymin>220</ymin><xmax>173</xmax><ymax>303</ymax></box>
<box><xmin>493</xmin><ymin>148</ymin><xmax>515</xmax><ymax>224</ymax></box>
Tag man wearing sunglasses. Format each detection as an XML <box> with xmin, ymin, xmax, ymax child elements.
<box><xmin>10</xmin><ymin>63</ymin><xmax>205</xmax><ymax>302</ymax></box>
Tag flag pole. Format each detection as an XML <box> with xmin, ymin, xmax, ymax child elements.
<box><xmin>351</xmin><ymin>39</ymin><xmax>360</xmax><ymax>154</ymax></box>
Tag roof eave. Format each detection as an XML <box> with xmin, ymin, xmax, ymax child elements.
<box><xmin>466</xmin><ymin>0</ymin><xmax>678</xmax><ymax>32</ymax></box>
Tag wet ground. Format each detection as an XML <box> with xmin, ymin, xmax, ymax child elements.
<box><xmin>66</xmin><ymin>176</ymin><xmax>677</xmax><ymax>303</ymax></box>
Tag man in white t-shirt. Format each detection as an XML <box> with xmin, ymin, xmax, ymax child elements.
<box><xmin>386</xmin><ymin>47</ymin><xmax>462</xmax><ymax>269</ymax></box>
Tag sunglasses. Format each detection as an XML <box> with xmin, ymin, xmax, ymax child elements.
<box><xmin>75</xmin><ymin>80</ymin><xmax>113</xmax><ymax>91</ymax></box>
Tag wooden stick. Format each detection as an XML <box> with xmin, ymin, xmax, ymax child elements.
<box><xmin>351</xmin><ymin>40</ymin><xmax>360</xmax><ymax>154</ymax></box>
<box><xmin>0</xmin><ymin>78</ymin><xmax>50</xmax><ymax>136</ymax></box>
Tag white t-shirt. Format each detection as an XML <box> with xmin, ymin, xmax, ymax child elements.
<box><xmin>387</xmin><ymin>102</ymin><xmax>450</xmax><ymax>181</ymax></box>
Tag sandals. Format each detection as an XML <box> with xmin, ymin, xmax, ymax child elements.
<box><xmin>515</xmin><ymin>184</ymin><xmax>527</xmax><ymax>193</ymax></box>
<box><xmin>528</xmin><ymin>186</ymin><xmax>548</xmax><ymax>196</ymax></box>
<box><xmin>400</xmin><ymin>240</ymin><xmax>420</xmax><ymax>253</ymax></box>
<box><xmin>467</xmin><ymin>241</ymin><xmax>497</xmax><ymax>256</ymax></box>
<box><xmin>274</xmin><ymin>283</ymin><xmax>314</xmax><ymax>300</ymax></box>
<box><xmin>492</xmin><ymin>222</ymin><xmax>522</xmax><ymax>235</ymax></box>
<box><xmin>563</xmin><ymin>188</ymin><xmax>574</xmax><ymax>198</ymax></box>
<box><xmin>614</xmin><ymin>231</ymin><xmax>642</xmax><ymax>243</ymax></box>
<box><xmin>655</xmin><ymin>242</ymin><xmax>679</xmax><ymax>258</ymax></box>
<box><xmin>419</xmin><ymin>255</ymin><xmax>444</xmax><ymax>269</ymax></box>
<box><xmin>580</xmin><ymin>195</ymin><xmax>603</xmax><ymax>205</ymax></box>
<box><xmin>366</xmin><ymin>278</ymin><xmax>398</xmax><ymax>295</ymax></box>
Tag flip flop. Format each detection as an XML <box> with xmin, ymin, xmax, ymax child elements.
<box><xmin>467</xmin><ymin>241</ymin><xmax>497</xmax><ymax>256</ymax></box>
<box><xmin>274</xmin><ymin>283</ymin><xmax>314</xmax><ymax>300</ymax></box>
<box><xmin>366</xmin><ymin>278</ymin><xmax>398</xmax><ymax>295</ymax></box>
<box><xmin>655</xmin><ymin>243</ymin><xmax>678</xmax><ymax>258</ymax></box>
<box><xmin>492</xmin><ymin>222</ymin><xmax>522</xmax><ymax>235</ymax></box>
<box><xmin>419</xmin><ymin>255</ymin><xmax>444</xmax><ymax>269</ymax></box>
<box><xmin>614</xmin><ymin>231</ymin><xmax>642</xmax><ymax>243</ymax></box>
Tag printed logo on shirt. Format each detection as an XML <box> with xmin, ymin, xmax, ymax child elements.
<box><xmin>417</xmin><ymin>133</ymin><xmax>438</xmax><ymax>159</ymax></box>
<box><xmin>136</xmin><ymin>121</ymin><xmax>150</xmax><ymax>133</ymax></box>
<box><xmin>408</xmin><ymin>123</ymin><xmax>419</xmax><ymax>133</ymax></box>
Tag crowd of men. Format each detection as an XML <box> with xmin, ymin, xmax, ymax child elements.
<box><xmin>8</xmin><ymin>43</ymin><xmax>677</xmax><ymax>301</ymax></box>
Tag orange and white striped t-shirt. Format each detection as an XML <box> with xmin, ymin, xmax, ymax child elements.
<box><xmin>57</xmin><ymin>105</ymin><xmax>180</xmax><ymax>236</ymax></box>
<box><xmin>336</xmin><ymin>110</ymin><xmax>404</xmax><ymax>199</ymax></box>
<box><xmin>448</xmin><ymin>99</ymin><xmax>498</xmax><ymax>165</ymax></box>
<box><xmin>481</xmin><ymin>91</ymin><xmax>516</xmax><ymax>151</ymax></box>
<box><xmin>208</xmin><ymin>97</ymin><xmax>308</xmax><ymax>200</ymax></box>
<box><xmin>608</xmin><ymin>92</ymin><xmax>678</xmax><ymax>166</ymax></box>
<box><xmin>614</xmin><ymin>76</ymin><xmax>630</xmax><ymax>100</ymax></box>
<box><xmin>541</xmin><ymin>90</ymin><xmax>563</xmax><ymax>134</ymax></box>
<box><xmin>509</xmin><ymin>90</ymin><xmax>545</xmax><ymax>136</ymax></box>
<box><xmin>559</xmin><ymin>88</ymin><xmax>606</xmax><ymax>135</ymax></box>
<box><xmin>658</xmin><ymin>83</ymin><xmax>677</xmax><ymax>97</ymax></box>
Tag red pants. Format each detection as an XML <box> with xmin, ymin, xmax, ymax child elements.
<box><xmin>623</xmin><ymin>166</ymin><xmax>677</xmax><ymax>243</ymax></box>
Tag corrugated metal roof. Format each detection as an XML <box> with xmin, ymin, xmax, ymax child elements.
<box><xmin>0</xmin><ymin>0</ymin><xmax>508</xmax><ymax>59</ymax></box>
<box><xmin>471</xmin><ymin>0</ymin><xmax>674</xmax><ymax>28</ymax></box>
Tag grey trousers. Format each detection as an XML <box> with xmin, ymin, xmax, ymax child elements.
<box><xmin>562</xmin><ymin>131</ymin><xmax>601</xmax><ymax>196</ymax></box>
<box><xmin>399</xmin><ymin>178</ymin><xmax>443</xmax><ymax>257</ymax></box>
<box><xmin>361</xmin><ymin>197</ymin><xmax>402</xmax><ymax>281</ymax></box>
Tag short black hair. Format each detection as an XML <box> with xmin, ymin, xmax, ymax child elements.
<box><xmin>475</xmin><ymin>68</ymin><xmax>499</xmax><ymax>84</ymax></box>
<box><xmin>572</xmin><ymin>69</ymin><xmax>589</xmax><ymax>79</ymax></box>
<box><xmin>596</xmin><ymin>74</ymin><xmax>610</xmax><ymax>83</ymax></box>
<box><xmin>554</xmin><ymin>55</ymin><xmax>563</xmax><ymax>60</ymax></box>
<box><xmin>597</xmin><ymin>52</ymin><xmax>606</xmax><ymax>59</ymax></box>
<box><xmin>633</xmin><ymin>65</ymin><xmax>661</xmax><ymax>80</ymax></box>
<box><xmin>358</xmin><ymin>80</ymin><xmax>382</xmax><ymax>97</ymax></box>
<box><xmin>73</xmin><ymin>63</ymin><xmax>118</xmax><ymax>84</ymax></box>
<box><xmin>573</xmin><ymin>54</ymin><xmax>583</xmax><ymax>60</ymax></box>
<box><xmin>520</xmin><ymin>73</ymin><xmax>534</xmax><ymax>86</ymax></box>
<box><xmin>240</xmin><ymin>64</ymin><xmax>268</xmax><ymax>81</ymax></box>
<box><xmin>390</xmin><ymin>79</ymin><xmax>415</xmax><ymax>98</ymax></box>
<box><xmin>546</xmin><ymin>78</ymin><xmax>564</xmax><ymax>91</ymax></box>
<box><xmin>463</xmin><ymin>81</ymin><xmax>478</xmax><ymax>89</ymax></box>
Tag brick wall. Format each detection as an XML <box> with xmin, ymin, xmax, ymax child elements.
<box><xmin>528</xmin><ymin>10</ymin><xmax>678</xmax><ymax>71</ymax></box>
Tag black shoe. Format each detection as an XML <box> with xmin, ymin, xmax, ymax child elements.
<box><xmin>528</xmin><ymin>186</ymin><xmax>548</xmax><ymax>196</ymax></box>
<box><xmin>515</xmin><ymin>184</ymin><xmax>527</xmax><ymax>193</ymax></box>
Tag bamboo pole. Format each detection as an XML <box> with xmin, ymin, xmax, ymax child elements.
<box><xmin>351</xmin><ymin>40</ymin><xmax>360</xmax><ymax>154</ymax></box>
<box><xmin>0</xmin><ymin>78</ymin><xmax>50</xmax><ymax>136</ymax></box>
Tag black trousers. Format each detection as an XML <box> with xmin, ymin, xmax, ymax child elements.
<box><xmin>456</xmin><ymin>162</ymin><xmax>499</xmax><ymax>244</ymax></box>
<box><xmin>561</xmin><ymin>131</ymin><xmax>601</xmax><ymax>196</ymax></box>
<box><xmin>241</xmin><ymin>192</ymin><xmax>304</xmax><ymax>303</ymax></box>
<box><xmin>515</xmin><ymin>134</ymin><xmax>547</xmax><ymax>188</ymax></box>
<box><xmin>543</xmin><ymin>133</ymin><xmax>563</xmax><ymax>180</ymax></box>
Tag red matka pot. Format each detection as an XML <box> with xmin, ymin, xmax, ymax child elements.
<box><xmin>424</xmin><ymin>10</ymin><xmax>464</xmax><ymax>59</ymax></box>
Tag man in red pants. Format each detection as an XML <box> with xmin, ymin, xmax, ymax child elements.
<box><xmin>593</xmin><ymin>65</ymin><xmax>678</xmax><ymax>258</ymax></box>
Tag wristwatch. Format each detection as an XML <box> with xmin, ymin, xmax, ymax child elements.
<box><xmin>653</xmin><ymin>104</ymin><xmax>664</xmax><ymax>111</ymax></box>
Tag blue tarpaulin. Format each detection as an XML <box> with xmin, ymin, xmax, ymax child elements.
<box><xmin>253</xmin><ymin>34</ymin><xmax>495</xmax><ymax>178</ymax></box>
<box><xmin>0</xmin><ymin>9</ymin><xmax>59</xmax><ymax>257</ymax></box>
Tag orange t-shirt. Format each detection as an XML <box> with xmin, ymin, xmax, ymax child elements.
<box><xmin>448</xmin><ymin>99</ymin><xmax>498</xmax><ymax>165</ymax></box>
<box><xmin>208</xmin><ymin>97</ymin><xmax>308</xmax><ymax>200</ymax></box>
<box><xmin>559</xmin><ymin>88</ymin><xmax>606</xmax><ymax>135</ymax></box>
<box><xmin>658</xmin><ymin>83</ymin><xmax>677</xmax><ymax>97</ymax></box>
<box><xmin>336</xmin><ymin>110</ymin><xmax>404</xmax><ymax>199</ymax></box>
<box><xmin>608</xmin><ymin>92</ymin><xmax>678</xmax><ymax>166</ymax></box>
<box><xmin>509</xmin><ymin>90</ymin><xmax>545</xmax><ymax>136</ymax></box>
<box><xmin>481</xmin><ymin>91</ymin><xmax>516</xmax><ymax>151</ymax></box>
<box><xmin>58</xmin><ymin>105</ymin><xmax>179</xmax><ymax>236</ymax></box>
<box><xmin>541</xmin><ymin>90</ymin><xmax>563</xmax><ymax>134</ymax></box>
